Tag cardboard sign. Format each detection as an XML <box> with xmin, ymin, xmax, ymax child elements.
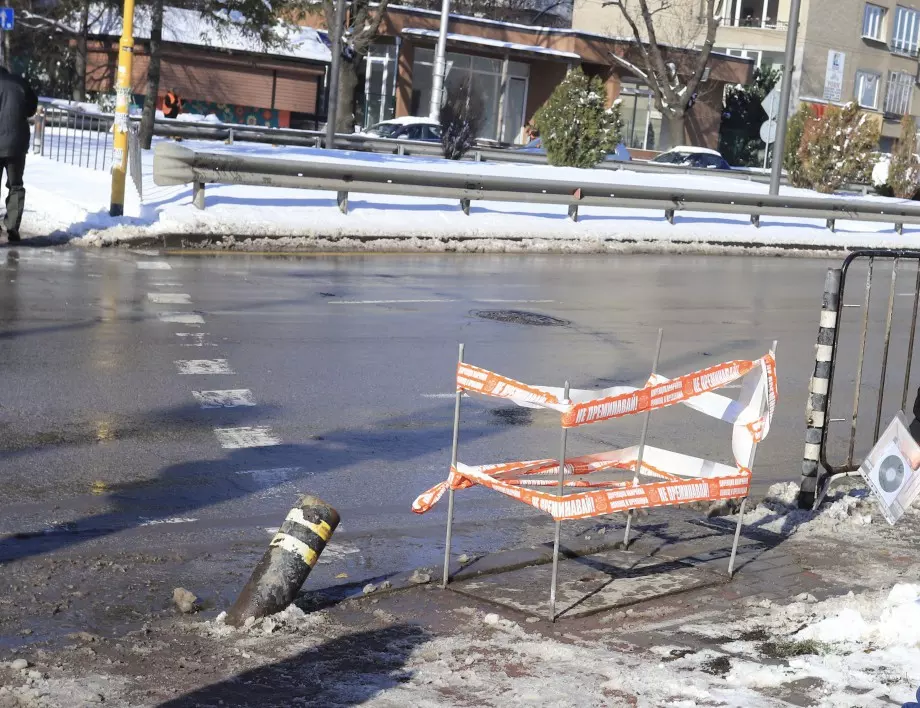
<box><xmin>859</xmin><ymin>412</ymin><xmax>920</xmax><ymax>525</ymax></box>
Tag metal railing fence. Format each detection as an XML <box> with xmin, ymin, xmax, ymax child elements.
<box><xmin>31</xmin><ymin>104</ymin><xmax>115</xmax><ymax>172</ymax></box>
<box><xmin>799</xmin><ymin>250</ymin><xmax>920</xmax><ymax>508</ymax></box>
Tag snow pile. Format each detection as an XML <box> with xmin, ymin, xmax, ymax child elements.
<box><xmin>200</xmin><ymin>605</ymin><xmax>327</xmax><ymax>639</ymax></box>
<box><xmin>743</xmin><ymin>481</ymin><xmax>879</xmax><ymax>537</ymax></box>
<box><xmin>678</xmin><ymin>585</ymin><xmax>920</xmax><ymax>705</ymax></box>
<box><xmin>797</xmin><ymin>584</ymin><xmax>920</xmax><ymax>647</ymax></box>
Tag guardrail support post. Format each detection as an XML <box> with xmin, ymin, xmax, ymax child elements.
<box><xmin>337</xmin><ymin>190</ymin><xmax>348</xmax><ymax>215</ymax></box>
<box><xmin>474</xmin><ymin>151</ymin><xmax>482</xmax><ymax>162</ymax></box>
<box><xmin>192</xmin><ymin>180</ymin><xmax>205</xmax><ymax>210</ymax></box>
<box><xmin>826</xmin><ymin>218</ymin><xmax>835</xmax><ymax>232</ymax></box>
<box><xmin>568</xmin><ymin>204</ymin><xmax>578</xmax><ymax>222</ymax></box>
<box><xmin>665</xmin><ymin>208</ymin><xmax>675</xmax><ymax>224</ymax></box>
<box><xmin>798</xmin><ymin>267</ymin><xmax>840</xmax><ymax>510</ymax></box>
<box><xmin>896</xmin><ymin>222</ymin><xmax>904</xmax><ymax>235</ymax></box>
<box><xmin>460</xmin><ymin>198</ymin><xmax>470</xmax><ymax>215</ymax></box>
<box><xmin>750</xmin><ymin>214</ymin><xmax>761</xmax><ymax>228</ymax></box>
<box><xmin>227</xmin><ymin>127</ymin><xmax>234</xmax><ymax>145</ymax></box>
<box><xmin>397</xmin><ymin>143</ymin><xmax>405</xmax><ymax>156</ymax></box>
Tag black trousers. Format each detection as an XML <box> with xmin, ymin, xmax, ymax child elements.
<box><xmin>0</xmin><ymin>154</ymin><xmax>25</xmax><ymax>233</ymax></box>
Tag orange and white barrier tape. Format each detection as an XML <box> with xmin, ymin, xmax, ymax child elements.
<box><xmin>413</xmin><ymin>350</ymin><xmax>777</xmax><ymax>521</ymax></box>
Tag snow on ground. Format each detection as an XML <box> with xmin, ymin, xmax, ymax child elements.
<box><xmin>17</xmin><ymin>137</ymin><xmax>920</xmax><ymax>252</ymax></box>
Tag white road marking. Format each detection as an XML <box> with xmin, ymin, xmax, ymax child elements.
<box><xmin>236</xmin><ymin>467</ymin><xmax>302</xmax><ymax>481</ymax></box>
<box><xmin>330</xmin><ymin>299</ymin><xmax>454</xmax><ymax>305</ymax></box>
<box><xmin>214</xmin><ymin>426</ymin><xmax>282</xmax><ymax>449</ymax></box>
<box><xmin>329</xmin><ymin>298</ymin><xmax>556</xmax><ymax>305</ymax></box>
<box><xmin>150</xmin><ymin>281</ymin><xmax>181</xmax><ymax>286</ymax></box>
<box><xmin>159</xmin><ymin>312</ymin><xmax>205</xmax><ymax>325</ymax></box>
<box><xmin>317</xmin><ymin>542</ymin><xmax>361</xmax><ymax>565</ymax></box>
<box><xmin>137</xmin><ymin>262</ymin><xmax>172</xmax><ymax>270</ymax></box>
<box><xmin>139</xmin><ymin>517</ymin><xmax>198</xmax><ymax>526</ymax></box>
<box><xmin>421</xmin><ymin>393</ymin><xmax>459</xmax><ymax>399</ymax></box>
<box><xmin>175</xmin><ymin>359</ymin><xmax>234</xmax><ymax>375</ymax></box>
<box><xmin>148</xmin><ymin>293</ymin><xmax>191</xmax><ymax>304</ymax></box>
<box><xmin>193</xmin><ymin>389</ymin><xmax>256</xmax><ymax>408</ymax></box>
<box><xmin>176</xmin><ymin>333</ymin><xmax>215</xmax><ymax>346</ymax></box>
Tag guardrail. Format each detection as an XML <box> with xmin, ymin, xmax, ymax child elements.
<box><xmin>152</xmin><ymin>142</ymin><xmax>915</xmax><ymax>230</ymax></box>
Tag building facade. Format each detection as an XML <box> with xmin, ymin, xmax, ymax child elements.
<box><xmin>80</xmin><ymin>3</ymin><xmax>752</xmax><ymax>148</ymax></box>
<box><xmin>572</xmin><ymin>0</ymin><xmax>920</xmax><ymax>151</ymax></box>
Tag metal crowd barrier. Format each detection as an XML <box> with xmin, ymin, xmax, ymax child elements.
<box><xmin>799</xmin><ymin>250</ymin><xmax>920</xmax><ymax>508</ymax></box>
<box><xmin>31</xmin><ymin>104</ymin><xmax>114</xmax><ymax>171</ymax></box>
<box><xmin>152</xmin><ymin>142</ymin><xmax>917</xmax><ymax>231</ymax></box>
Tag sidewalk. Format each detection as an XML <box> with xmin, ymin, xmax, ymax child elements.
<box><xmin>2</xmin><ymin>482</ymin><xmax>919</xmax><ymax>707</ymax></box>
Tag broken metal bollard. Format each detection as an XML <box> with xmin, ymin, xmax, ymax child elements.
<box><xmin>226</xmin><ymin>494</ymin><xmax>340</xmax><ymax>627</ymax></box>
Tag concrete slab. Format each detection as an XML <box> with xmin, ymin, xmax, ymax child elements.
<box><xmin>451</xmin><ymin>547</ymin><xmax>727</xmax><ymax>620</ymax></box>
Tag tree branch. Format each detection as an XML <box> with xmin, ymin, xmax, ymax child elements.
<box><xmin>607</xmin><ymin>51</ymin><xmax>648</xmax><ymax>82</ymax></box>
<box><xmin>682</xmin><ymin>0</ymin><xmax>719</xmax><ymax>103</ymax></box>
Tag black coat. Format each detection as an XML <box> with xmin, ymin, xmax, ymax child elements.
<box><xmin>0</xmin><ymin>69</ymin><xmax>37</xmax><ymax>158</ymax></box>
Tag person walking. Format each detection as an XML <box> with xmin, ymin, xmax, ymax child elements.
<box><xmin>163</xmin><ymin>89</ymin><xmax>183</xmax><ymax>119</ymax></box>
<box><xmin>0</xmin><ymin>67</ymin><xmax>37</xmax><ymax>243</ymax></box>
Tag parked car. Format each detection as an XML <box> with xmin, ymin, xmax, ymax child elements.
<box><xmin>360</xmin><ymin>117</ymin><xmax>442</xmax><ymax>142</ymax></box>
<box><xmin>514</xmin><ymin>136</ymin><xmax>632</xmax><ymax>162</ymax></box>
<box><xmin>650</xmin><ymin>146</ymin><xmax>732</xmax><ymax>170</ymax></box>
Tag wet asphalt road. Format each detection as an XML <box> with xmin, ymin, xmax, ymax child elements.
<box><xmin>0</xmin><ymin>247</ymin><xmax>845</xmax><ymax>615</ymax></box>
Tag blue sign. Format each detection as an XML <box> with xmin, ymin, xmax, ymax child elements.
<box><xmin>0</xmin><ymin>8</ymin><xmax>13</xmax><ymax>31</ymax></box>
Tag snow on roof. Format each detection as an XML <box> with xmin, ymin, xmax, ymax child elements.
<box><xmin>374</xmin><ymin>116</ymin><xmax>439</xmax><ymax>126</ymax></box>
<box><xmin>665</xmin><ymin>145</ymin><xmax>723</xmax><ymax>156</ymax></box>
<box><xmin>401</xmin><ymin>28</ymin><xmax>581</xmax><ymax>60</ymax></box>
<box><xmin>86</xmin><ymin>5</ymin><xmax>330</xmax><ymax>63</ymax></box>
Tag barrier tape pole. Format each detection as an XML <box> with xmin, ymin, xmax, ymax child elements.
<box><xmin>624</xmin><ymin>328</ymin><xmax>664</xmax><ymax>549</ymax></box>
<box><xmin>727</xmin><ymin>497</ymin><xmax>747</xmax><ymax>577</ymax></box>
<box><xmin>798</xmin><ymin>269</ymin><xmax>840</xmax><ymax>510</ymax></box>
<box><xmin>442</xmin><ymin>342</ymin><xmax>465</xmax><ymax>589</ymax></box>
<box><xmin>548</xmin><ymin>381</ymin><xmax>570</xmax><ymax>622</ymax></box>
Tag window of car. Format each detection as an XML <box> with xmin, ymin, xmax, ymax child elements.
<box><xmin>652</xmin><ymin>152</ymin><xmax>681</xmax><ymax>164</ymax></box>
<box><xmin>370</xmin><ymin>122</ymin><xmax>401</xmax><ymax>138</ymax></box>
<box><xmin>423</xmin><ymin>125</ymin><xmax>442</xmax><ymax>140</ymax></box>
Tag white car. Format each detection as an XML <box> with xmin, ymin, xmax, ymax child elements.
<box><xmin>360</xmin><ymin>117</ymin><xmax>442</xmax><ymax>142</ymax></box>
<box><xmin>651</xmin><ymin>145</ymin><xmax>732</xmax><ymax>170</ymax></box>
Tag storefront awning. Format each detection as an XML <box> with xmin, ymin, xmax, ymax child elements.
<box><xmin>401</xmin><ymin>28</ymin><xmax>581</xmax><ymax>62</ymax></box>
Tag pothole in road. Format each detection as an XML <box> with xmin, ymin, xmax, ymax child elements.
<box><xmin>489</xmin><ymin>408</ymin><xmax>533</xmax><ymax>426</ymax></box>
<box><xmin>471</xmin><ymin>310</ymin><xmax>569</xmax><ymax>327</ymax></box>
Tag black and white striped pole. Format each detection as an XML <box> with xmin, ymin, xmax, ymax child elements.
<box><xmin>226</xmin><ymin>494</ymin><xmax>340</xmax><ymax>627</ymax></box>
<box><xmin>798</xmin><ymin>268</ymin><xmax>840</xmax><ymax>509</ymax></box>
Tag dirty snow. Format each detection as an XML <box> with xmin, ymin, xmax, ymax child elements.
<box><xmin>18</xmin><ymin>137</ymin><xmax>920</xmax><ymax>253</ymax></box>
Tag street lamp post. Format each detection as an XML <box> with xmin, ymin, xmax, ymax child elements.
<box><xmin>768</xmin><ymin>0</ymin><xmax>802</xmax><ymax>196</ymax></box>
<box><xmin>429</xmin><ymin>0</ymin><xmax>450</xmax><ymax>119</ymax></box>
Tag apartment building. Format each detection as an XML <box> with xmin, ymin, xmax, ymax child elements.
<box><xmin>572</xmin><ymin>0</ymin><xmax>920</xmax><ymax>151</ymax></box>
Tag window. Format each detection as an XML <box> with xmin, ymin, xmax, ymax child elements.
<box><xmin>884</xmin><ymin>71</ymin><xmax>914</xmax><ymax>115</ymax></box>
<box><xmin>891</xmin><ymin>5</ymin><xmax>920</xmax><ymax>55</ymax></box>
<box><xmin>863</xmin><ymin>3</ymin><xmax>885</xmax><ymax>40</ymax></box>
<box><xmin>855</xmin><ymin>70</ymin><xmax>881</xmax><ymax>108</ymax></box>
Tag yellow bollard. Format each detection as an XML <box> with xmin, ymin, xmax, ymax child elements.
<box><xmin>109</xmin><ymin>0</ymin><xmax>135</xmax><ymax>217</ymax></box>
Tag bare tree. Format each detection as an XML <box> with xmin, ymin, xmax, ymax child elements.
<box><xmin>321</xmin><ymin>0</ymin><xmax>390</xmax><ymax>132</ymax></box>
<box><xmin>139</xmin><ymin>0</ymin><xmax>163</xmax><ymax>149</ymax></box>
<box><xmin>603</xmin><ymin>0</ymin><xmax>720</xmax><ymax>149</ymax></box>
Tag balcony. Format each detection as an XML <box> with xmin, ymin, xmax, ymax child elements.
<box><xmin>721</xmin><ymin>16</ymin><xmax>788</xmax><ymax>30</ymax></box>
<box><xmin>719</xmin><ymin>0</ymin><xmax>787</xmax><ymax>31</ymax></box>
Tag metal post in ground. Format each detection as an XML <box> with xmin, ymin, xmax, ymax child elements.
<box><xmin>624</xmin><ymin>328</ymin><xmax>664</xmax><ymax>549</ymax></box>
<box><xmin>324</xmin><ymin>0</ymin><xmax>346</xmax><ymax>150</ymax></box>
<box><xmin>109</xmin><ymin>0</ymin><xmax>135</xmax><ymax>216</ymax></box>
<box><xmin>441</xmin><ymin>342</ymin><xmax>465</xmax><ymax>588</ymax></box>
<box><xmin>769</xmin><ymin>0</ymin><xmax>802</xmax><ymax>196</ymax></box>
<box><xmin>548</xmin><ymin>381</ymin><xmax>571</xmax><ymax>623</ymax></box>
<box><xmin>429</xmin><ymin>0</ymin><xmax>451</xmax><ymax>119</ymax></box>
<box><xmin>798</xmin><ymin>269</ymin><xmax>840</xmax><ymax>509</ymax></box>
<box><xmin>727</xmin><ymin>497</ymin><xmax>747</xmax><ymax>577</ymax></box>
